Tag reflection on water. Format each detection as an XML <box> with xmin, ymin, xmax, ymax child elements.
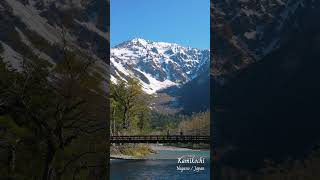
<box><xmin>110</xmin><ymin>149</ymin><xmax>210</xmax><ymax>180</ymax></box>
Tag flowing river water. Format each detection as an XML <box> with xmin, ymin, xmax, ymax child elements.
<box><xmin>110</xmin><ymin>145</ymin><xmax>210</xmax><ymax>180</ymax></box>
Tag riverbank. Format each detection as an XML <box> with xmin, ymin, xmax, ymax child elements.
<box><xmin>110</xmin><ymin>144</ymin><xmax>156</xmax><ymax>159</ymax></box>
<box><xmin>110</xmin><ymin>144</ymin><xmax>208</xmax><ymax>160</ymax></box>
<box><xmin>165</xmin><ymin>143</ymin><xmax>210</xmax><ymax>150</ymax></box>
<box><xmin>148</xmin><ymin>144</ymin><xmax>194</xmax><ymax>151</ymax></box>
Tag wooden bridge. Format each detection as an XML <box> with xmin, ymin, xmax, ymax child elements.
<box><xmin>110</xmin><ymin>135</ymin><xmax>210</xmax><ymax>144</ymax></box>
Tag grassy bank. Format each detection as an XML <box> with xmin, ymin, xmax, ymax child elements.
<box><xmin>166</xmin><ymin>143</ymin><xmax>210</xmax><ymax>150</ymax></box>
<box><xmin>111</xmin><ymin>144</ymin><xmax>156</xmax><ymax>157</ymax></box>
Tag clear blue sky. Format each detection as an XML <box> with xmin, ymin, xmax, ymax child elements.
<box><xmin>110</xmin><ymin>0</ymin><xmax>210</xmax><ymax>49</ymax></box>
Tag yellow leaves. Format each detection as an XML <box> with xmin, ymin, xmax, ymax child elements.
<box><xmin>177</xmin><ymin>111</ymin><xmax>210</xmax><ymax>135</ymax></box>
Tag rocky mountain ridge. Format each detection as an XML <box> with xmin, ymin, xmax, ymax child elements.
<box><xmin>111</xmin><ymin>38</ymin><xmax>209</xmax><ymax>94</ymax></box>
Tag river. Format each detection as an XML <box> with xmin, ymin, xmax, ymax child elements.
<box><xmin>110</xmin><ymin>145</ymin><xmax>210</xmax><ymax>180</ymax></box>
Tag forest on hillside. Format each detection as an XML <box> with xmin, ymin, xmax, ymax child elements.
<box><xmin>110</xmin><ymin>77</ymin><xmax>210</xmax><ymax>137</ymax></box>
<box><xmin>0</xmin><ymin>43</ymin><xmax>108</xmax><ymax>179</ymax></box>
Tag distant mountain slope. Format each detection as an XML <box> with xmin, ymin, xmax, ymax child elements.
<box><xmin>0</xmin><ymin>0</ymin><xmax>108</xmax><ymax>72</ymax></box>
<box><xmin>161</xmin><ymin>67</ymin><xmax>210</xmax><ymax>114</ymax></box>
<box><xmin>214</xmin><ymin>6</ymin><xmax>320</xmax><ymax>168</ymax></box>
<box><xmin>111</xmin><ymin>38</ymin><xmax>209</xmax><ymax>94</ymax></box>
<box><xmin>213</xmin><ymin>0</ymin><xmax>316</xmax><ymax>76</ymax></box>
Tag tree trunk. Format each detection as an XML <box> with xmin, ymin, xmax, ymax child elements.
<box><xmin>42</xmin><ymin>139</ymin><xmax>55</xmax><ymax>180</ymax></box>
<box><xmin>9</xmin><ymin>144</ymin><xmax>16</xmax><ymax>175</ymax></box>
<box><xmin>112</xmin><ymin>108</ymin><xmax>116</xmax><ymax>135</ymax></box>
<box><xmin>122</xmin><ymin>106</ymin><xmax>128</xmax><ymax>129</ymax></box>
<box><xmin>113</xmin><ymin>113</ymin><xmax>116</xmax><ymax>134</ymax></box>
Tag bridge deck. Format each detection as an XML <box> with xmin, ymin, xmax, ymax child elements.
<box><xmin>110</xmin><ymin>135</ymin><xmax>210</xmax><ymax>144</ymax></box>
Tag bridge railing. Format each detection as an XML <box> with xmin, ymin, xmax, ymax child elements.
<box><xmin>110</xmin><ymin>135</ymin><xmax>210</xmax><ymax>143</ymax></box>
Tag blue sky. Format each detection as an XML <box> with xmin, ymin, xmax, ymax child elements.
<box><xmin>110</xmin><ymin>0</ymin><xmax>210</xmax><ymax>49</ymax></box>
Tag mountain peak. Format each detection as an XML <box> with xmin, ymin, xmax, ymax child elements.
<box><xmin>115</xmin><ymin>38</ymin><xmax>179</xmax><ymax>49</ymax></box>
<box><xmin>110</xmin><ymin>39</ymin><xmax>210</xmax><ymax>94</ymax></box>
<box><xmin>130</xmin><ymin>38</ymin><xmax>148</xmax><ymax>45</ymax></box>
<box><xmin>131</xmin><ymin>37</ymin><xmax>147</xmax><ymax>42</ymax></box>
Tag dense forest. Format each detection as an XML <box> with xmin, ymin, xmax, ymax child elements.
<box><xmin>219</xmin><ymin>148</ymin><xmax>320</xmax><ymax>180</ymax></box>
<box><xmin>110</xmin><ymin>75</ymin><xmax>210</xmax><ymax>137</ymax></box>
<box><xmin>110</xmin><ymin>79</ymin><xmax>210</xmax><ymax>137</ymax></box>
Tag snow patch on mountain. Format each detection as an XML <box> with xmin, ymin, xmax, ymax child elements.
<box><xmin>244</xmin><ymin>31</ymin><xmax>257</xmax><ymax>40</ymax></box>
<box><xmin>15</xmin><ymin>27</ymin><xmax>54</xmax><ymax>63</ymax></box>
<box><xmin>4</xmin><ymin>0</ymin><xmax>61</xmax><ymax>44</ymax></box>
<box><xmin>134</xmin><ymin>69</ymin><xmax>178</xmax><ymax>94</ymax></box>
<box><xmin>111</xmin><ymin>38</ymin><xmax>209</xmax><ymax>94</ymax></box>
<box><xmin>74</xmin><ymin>20</ymin><xmax>109</xmax><ymax>41</ymax></box>
<box><xmin>0</xmin><ymin>41</ymin><xmax>23</xmax><ymax>70</ymax></box>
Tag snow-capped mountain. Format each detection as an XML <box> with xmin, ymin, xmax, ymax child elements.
<box><xmin>111</xmin><ymin>38</ymin><xmax>209</xmax><ymax>94</ymax></box>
